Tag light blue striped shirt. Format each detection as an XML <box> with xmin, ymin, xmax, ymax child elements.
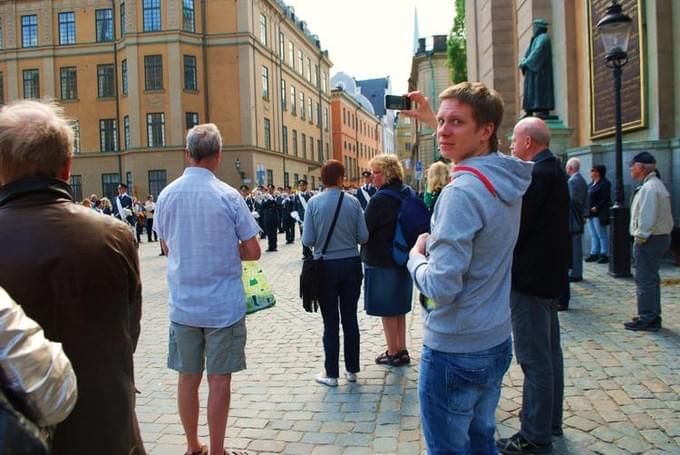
<box><xmin>154</xmin><ymin>167</ymin><xmax>260</xmax><ymax>328</ymax></box>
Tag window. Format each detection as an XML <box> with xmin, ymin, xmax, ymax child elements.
<box><xmin>70</xmin><ymin>175</ymin><xmax>82</xmax><ymax>201</ymax></box>
<box><xmin>0</xmin><ymin>73</ymin><xmax>4</xmax><ymax>105</ymax></box>
<box><xmin>97</xmin><ymin>64</ymin><xmax>115</xmax><ymax>97</ymax></box>
<box><xmin>183</xmin><ymin>0</ymin><xmax>195</xmax><ymax>32</ymax></box>
<box><xmin>58</xmin><ymin>12</ymin><xmax>76</xmax><ymax>45</ymax></box>
<box><xmin>148</xmin><ymin>170</ymin><xmax>167</xmax><ymax>199</ymax></box>
<box><xmin>185</xmin><ymin>112</ymin><xmax>199</xmax><ymax>129</ymax></box>
<box><xmin>301</xmin><ymin>134</ymin><xmax>306</xmax><ymax>159</ymax></box>
<box><xmin>147</xmin><ymin>113</ymin><xmax>165</xmax><ymax>147</ymax></box>
<box><xmin>294</xmin><ymin>173</ymin><xmax>299</xmax><ymax>185</ymax></box>
<box><xmin>99</xmin><ymin>119</ymin><xmax>118</xmax><ymax>152</ymax></box>
<box><xmin>308</xmin><ymin>98</ymin><xmax>313</xmax><ymax>123</ymax></box>
<box><xmin>280</xmin><ymin>79</ymin><xmax>286</xmax><ymax>110</ymax></box>
<box><xmin>282</xmin><ymin>126</ymin><xmax>288</xmax><ymax>154</ymax></box>
<box><xmin>279</xmin><ymin>32</ymin><xmax>285</xmax><ymax>61</ymax></box>
<box><xmin>313</xmin><ymin>64</ymin><xmax>319</xmax><ymax>87</ymax></box>
<box><xmin>300</xmin><ymin>92</ymin><xmax>305</xmax><ymax>119</ymax></box>
<box><xmin>126</xmin><ymin>171</ymin><xmax>133</xmax><ymax>190</ymax></box>
<box><xmin>184</xmin><ymin>55</ymin><xmax>197</xmax><ymax>90</ymax></box>
<box><xmin>315</xmin><ymin>102</ymin><xmax>320</xmax><ymax>126</ymax></box>
<box><xmin>292</xmin><ymin>130</ymin><xmax>298</xmax><ymax>155</ymax></box>
<box><xmin>321</xmin><ymin>70</ymin><xmax>327</xmax><ymax>93</ymax></box>
<box><xmin>102</xmin><ymin>173</ymin><xmax>121</xmax><ymax>201</ymax></box>
<box><xmin>284</xmin><ymin>172</ymin><xmax>290</xmax><ymax>188</ymax></box>
<box><xmin>266</xmin><ymin>169</ymin><xmax>273</xmax><ymax>187</ymax></box>
<box><xmin>96</xmin><ymin>9</ymin><xmax>113</xmax><ymax>42</ymax></box>
<box><xmin>323</xmin><ymin>107</ymin><xmax>329</xmax><ymax>131</ymax></box>
<box><xmin>60</xmin><ymin>67</ymin><xmax>77</xmax><ymax>100</ymax></box>
<box><xmin>143</xmin><ymin>0</ymin><xmax>161</xmax><ymax>32</ymax></box>
<box><xmin>123</xmin><ymin>116</ymin><xmax>130</xmax><ymax>149</ymax></box>
<box><xmin>121</xmin><ymin>59</ymin><xmax>128</xmax><ymax>95</ymax></box>
<box><xmin>288</xmin><ymin>42</ymin><xmax>294</xmax><ymax>68</ymax></box>
<box><xmin>71</xmin><ymin>120</ymin><xmax>80</xmax><ymax>154</ymax></box>
<box><xmin>120</xmin><ymin>2</ymin><xmax>126</xmax><ymax>35</ymax></box>
<box><xmin>261</xmin><ymin>66</ymin><xmax>269</xmax><ymax>99</ymax></box>
<box><xmin>263</xmin><ymin>118</ymin><xmax>271</xmax><ymax>149</ymax></box>
<box><xmin>22</xmin><ymin>15</ymin><xmax>38</xmax><ymax>48</ymax></box>
<box><xmin>306</xmin><ymin>58</ymin><xmax>312</xmax><ymax>82</ymax></box>
<box><xmin>290</xmin><ymin>86</ymin><xmax>296</xmax><ymax>114</ymax></box>
<box><xmin>23</xmin><ymin>69</ymin><xmax>39</xmax><ymax>99</ymax></box>
<box><xmin>259</xmin><ymin>13</ymin><xmax>267</xmax><ymax>45</ymax></box>
<box><xmin>0</xmin><ymin>18</ymin><xmax>3</xmax><ymax>49</ymax></box>
<box><xmin>144</xmin><ymin>55</ymin><xmax>163</xmax><ymax>90</ymax></box>
<box><xmin>297</xmin><ymin>50</ymin><xmax>303</xmax><ymax>74</ymax></box>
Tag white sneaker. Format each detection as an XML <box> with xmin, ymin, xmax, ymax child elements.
<box><xmin>315</xmin><ymin>373</ymin><xmax>338</xmax><ymax>387</ymax></box>
<box><xmin>345</xmin><ymin>371</ymin><xmax>357</xmax><ymax>382</ymax></box>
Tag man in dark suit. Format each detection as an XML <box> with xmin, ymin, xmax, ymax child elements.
<box><xmin>497</xmin><ymin>117</ymin><xmax>570</xmax><ymax>455</ymax></box>
<box><xmin>281</xmin><ymin>186</ymin><xmax>296</xmax><ymax>244</ymax></box>
<box><xmin>261</xmin><ymin>186</ymin><xmax>281</xmax><ymax>252</ymax></box>
<box><xmin>356</xmin><ymin>171</ymin><xmax>377</xmax><ymax>210</ymax></box>
<box><xmin>113</xmin><ymin>183</ymin><xmax>136</xmax><ymax>227</ymax></box>
<box><xmin>294</xmin><ymin>179</ymin><xmax>313</xmax><ymax>259</ymax></box>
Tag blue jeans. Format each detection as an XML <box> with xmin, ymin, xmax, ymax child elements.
<box><xmin>419</xmin><ymin>338</ymin><xmax>512</xmax><ymax>455</ymax></box>
<box><xmin>588</xmin><ymin>217</ymin><xmax>609</xmax><ymax>255</ymax></box>
<box><xmin>318</xmin><ymin>256</ymin><xmax>363</xmax><ymax>378</ymax></box>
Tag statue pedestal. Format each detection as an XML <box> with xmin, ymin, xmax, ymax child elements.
<box><xmin>545</xmin><ymin>118</ymin><xmax>575</xmax><ymax>162</ymax></box>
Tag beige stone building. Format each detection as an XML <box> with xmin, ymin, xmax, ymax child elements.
<box><xmin>465</xmin><ymin>0</ymin><xmax>680</xmax><ymax>220</ymax></box>
<box><xmin>394</xmin><ymin>113</ymin><xmax>415</xmax><ymax>187</ymax></box>
<box><xmin>407</xmin><ymin>35</ymin><xmax>452</xmax><ymax>177</ymax></box>
<box><xmin>0</xmin><ymin>0</ymin><xmax>332</xmax><ymax>200</ymax></box>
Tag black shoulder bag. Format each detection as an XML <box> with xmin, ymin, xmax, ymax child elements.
<box><xmin>300</xmin><ymin>192</ymin><xmax>345</xmax><ymax>312</ymax></box>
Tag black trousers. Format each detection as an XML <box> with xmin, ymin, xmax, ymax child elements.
<box><xmin>284</xmin><ymin>220</ymin><xmax>295</xmax><ymax>243</ymax></box>
<box><xmin>146</xmin><ymin>218</ymin><xmax>157</xmax><ymax>242</ymax></box>
<box><xmin>264</xmin><ymin>222</ymin><xmax>278</xmax><ymax>251</ymax></box>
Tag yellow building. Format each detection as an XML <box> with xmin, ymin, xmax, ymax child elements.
<box><xmin>0</xmin><ymin>0</ymin><xmax>332</xmax><ymax>200</ymax></box>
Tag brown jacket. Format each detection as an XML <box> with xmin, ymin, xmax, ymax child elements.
<box><xmin>0</xmin><ymin>177</ymin><xmax>145</xmax><ymax>455</ymax></box>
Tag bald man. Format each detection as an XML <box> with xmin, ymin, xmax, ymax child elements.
<box><xmin>497</xmin><ymin>117</ymin><xmax>570</xmax><ymax>454</ymax></box>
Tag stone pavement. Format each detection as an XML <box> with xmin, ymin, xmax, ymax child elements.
<box><xmin>134</xmin><ymin>234</ymin><xmax>680</xmax><ymax>454</ymax></box>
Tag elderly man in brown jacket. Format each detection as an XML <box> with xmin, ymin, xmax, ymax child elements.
<box><xmin>0</xmin><ymin>100</ymin><xmax>145</xmax><ymax>455</ymax></box>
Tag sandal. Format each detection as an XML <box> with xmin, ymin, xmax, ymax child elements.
<box><xmin>398</xmin><ymin>349</ymin><xmax>411</xmax><ymax>365</ymax></box>
<box><xmin>185</xmin><ymin>446</ymin><xmax>208</xmax><ymax>455</ymax></box>
<box><xmin>375</xmin><ymin>351</ymin><xmax>393</xmax><ymax>365</ymax></box>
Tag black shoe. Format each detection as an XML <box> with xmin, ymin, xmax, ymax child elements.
<box><xmin>497</xmin><ymin>433</ymin><xmax>552</xmax><ymax>454</ymax></box>
<box><xmin>568</xmin><ymin>276</ymin><xmax>583</xmax><ymax>282</ymax></box>
<box><xmin>286</xmin><ymin>241</ymin><xmax>294</xmax><ymax>244</ymax></box>
<box><xmin>397</xmin><ymin>349</ymin><xmax>411</xmax><ymax>365</ymax></box>
<box><xmin>556</xmin><ymin>304</ymin><xmax>568</xmax><ymax>312</ymax></box>
<box><xmin>584</xmin><ymin>254</ymin><xmax>600</xmax><ymax>262</ymax></box>
<box><xmin>597</xmin><ymin>255</ymin><xmax>609</xmax><ymax>264</ymax></box>
<box><xmin>624</xmin><ymin>317</ymin><xmax>661</xmax><ymax>332</ymax></box>
<box><xmin>266</xmin><ymin>248</ymin><xmax>278</xmax><ymax>252</ymax></box>
<box><xmin>375</xmin><ymin>351</ymin><xmax>394</xmax><ymax>365</ymax></box>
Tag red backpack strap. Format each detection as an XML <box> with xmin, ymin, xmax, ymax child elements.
<box><xmin>452</xmin><ymin>165</ymin><xmax>497</xmax><ymax>197</ymax></box>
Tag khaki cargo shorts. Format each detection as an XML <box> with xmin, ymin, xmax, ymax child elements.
<box><xmin>167</xmin><ymin>317</ymin><xmax>247</xmax><ymax>374</ymax></box>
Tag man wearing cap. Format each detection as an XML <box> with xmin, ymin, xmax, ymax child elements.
<box><xmin>625</xmin><ymin>152</ymin><xmax>673</xmax><ymax>332</ymax></box>
<box><xmin>356</xmin><ymin>171</ymin><xmax>376</xmax><ymax>210</ymax></box>
<box><xmin>519</xmin><ymin>19</ymin><xmax>554</xmax><ymax>118</ymax></box>
<box><xmin>294</xmin><ymin>179</ymin><xmax>313</xmax><ymax>259</ymax></box>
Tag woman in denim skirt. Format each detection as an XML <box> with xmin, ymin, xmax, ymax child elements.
<box><xmin>361</xmin><ymin>154</ymin><xmax>414</xmax><ymax>367</ymax></box>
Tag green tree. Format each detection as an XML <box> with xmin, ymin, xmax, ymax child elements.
<box><xmin>447</xmin><ymin>0</ymin><xmax>467</xmax><ymax>83</ymax></box>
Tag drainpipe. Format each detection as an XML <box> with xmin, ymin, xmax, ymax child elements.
<box><xmin>111</xmin><ymin>0</ymin><xmax>122</xmax><ymax>182</ymax></box>
<box><xmin>201</xmin><ymin>0</ymin><xmax>210</xmax><ymax>122</ymax></box>
<box><xmin>427</xmin><ymin>50</ymin><xmax>437</xmax><ymax>163</ymax></box>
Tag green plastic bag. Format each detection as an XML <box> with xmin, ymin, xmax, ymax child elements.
<box><xmin>242</xmin><ymin>261</ymin><xmax>276</xmax><ymax>314</ymax></box>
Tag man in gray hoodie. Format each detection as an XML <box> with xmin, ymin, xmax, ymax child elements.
<box><xmin>404</xmin><ymin>83</ymin><xmax>533</xmax><ymax>454</ymax></box>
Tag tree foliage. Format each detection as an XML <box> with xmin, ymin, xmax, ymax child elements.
<box><xmin>447</xmin><ymin>0</ymin><xmax>467</xmax><ymax>83</ymax></box>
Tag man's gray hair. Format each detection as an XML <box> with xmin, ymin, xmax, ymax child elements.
<box><xmin>566</xmin><ymin>157</ymin><xmax>581</xmax><ymax>171</ymax></box>
<box><xmin>186</xmin><ymin>123</ymin><xmax>222</xmax><ymax>161</ymax></box>
<box><xmin>0</xmin><ymin>99</ymin><xmax>74</xmax><ymax>184</ymax></box>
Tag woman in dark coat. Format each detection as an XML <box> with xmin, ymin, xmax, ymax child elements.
<box><xmin>362</xmin><ymin>154</ymin><xmax>414</xmax><ymax>367</ymax></box>
<box><xmin>586</xmin><ymin>165</ymin><xmax>611</xmax><ymax>263</ymax></box>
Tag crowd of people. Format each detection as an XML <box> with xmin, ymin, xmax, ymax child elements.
<box><xmin>0</xmin><ymin>81</ymin><xmax>674</xmax><ymax>455</ymax></box>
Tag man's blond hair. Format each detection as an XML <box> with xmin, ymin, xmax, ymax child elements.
<box><xmin>0</xmin><ymin>99</ymin><xmax>74</xmax><ymax>183</ymax></box>
<box><xmin>369</xmin><ymin>154</ymin><xmax>404</xmax><ymax>183</ymax></box>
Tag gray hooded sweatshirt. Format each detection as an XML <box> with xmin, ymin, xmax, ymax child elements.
<box><xmin>408</xmin><ymin>152</ymin><xmax>533</xmax><ymax>353</ymax></box>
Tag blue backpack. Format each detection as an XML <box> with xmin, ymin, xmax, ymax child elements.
<box><xmin>379</xmin><ymin>186</ymin><xmax>430</xmax><ymax>266</ymax></box>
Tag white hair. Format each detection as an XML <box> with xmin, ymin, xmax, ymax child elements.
<box><xmin>186</xmin><ymin>123</ymin><xmax>222</xmax><ymax>161</ymax></box>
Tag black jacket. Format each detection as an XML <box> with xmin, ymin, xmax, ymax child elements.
<box><xmin>361</xmin><ymin>180</ymin><xmax>404</xmax><ymax>268</ymax></box>
<box><xmin>587</xmin><ymin>178</ymin><xmax>612</xmax><ymax>226</ymax></box>
<box><xmin>512</xmin><ymin>149</ymin><xmax>571</xmax><ymax>298</ymax></box>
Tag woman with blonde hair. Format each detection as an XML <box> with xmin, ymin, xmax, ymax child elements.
<box><xmin>362</xmin><ymin>154</ymin><xmax>414</xmax><ymax>366</ymax></box>
<box><xmin>425</xmin><ymin>161</ymin><xmax>450</xmax><ymax>214</ymax></box>
<box><xmin>100</xmin><ymin>197</ymin><xmax>113</xmax><ymax>215</ymax></box>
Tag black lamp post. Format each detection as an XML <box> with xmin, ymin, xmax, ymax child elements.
<box><xmin>597</xmin><ymin>0</ymin><xmax>632</xmax><ymax>278</ymax></box>
<box><xmin>234</xmin><ymin>158</ymin><xmax>246</xmax><ymax>184</ymax></box>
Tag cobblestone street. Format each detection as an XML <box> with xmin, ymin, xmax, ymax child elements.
<box><xmin>134</xmin><ymin>234</ymin><xmax>680</xmax><ymax>455</ymax></box>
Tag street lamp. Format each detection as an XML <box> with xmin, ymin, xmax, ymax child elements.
<box><xmin>234</xmin><ymin>158</ymin><xmax>246</xmax><ymax>183</ymax></box>
<box><xmin>597</xmin><ymin>0</ymin><xmax>632</xmax><ymax>277</ymax></box>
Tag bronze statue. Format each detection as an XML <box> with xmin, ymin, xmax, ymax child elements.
<box><xmin>519</xmin><ymin>19</ymin><xmax>555</xmax><ymax>118</ymax></box>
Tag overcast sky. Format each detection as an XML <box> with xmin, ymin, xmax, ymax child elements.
<box><xmin>286</xmin><ymin>0</ymin><xmax>456</xmax><ymax>95</ymax></box>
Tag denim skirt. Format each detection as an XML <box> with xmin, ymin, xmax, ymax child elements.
<box><xmin>364</xmin><ymin>265</ymin><xmax>413</xmax><ymax>316</ymax></box>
